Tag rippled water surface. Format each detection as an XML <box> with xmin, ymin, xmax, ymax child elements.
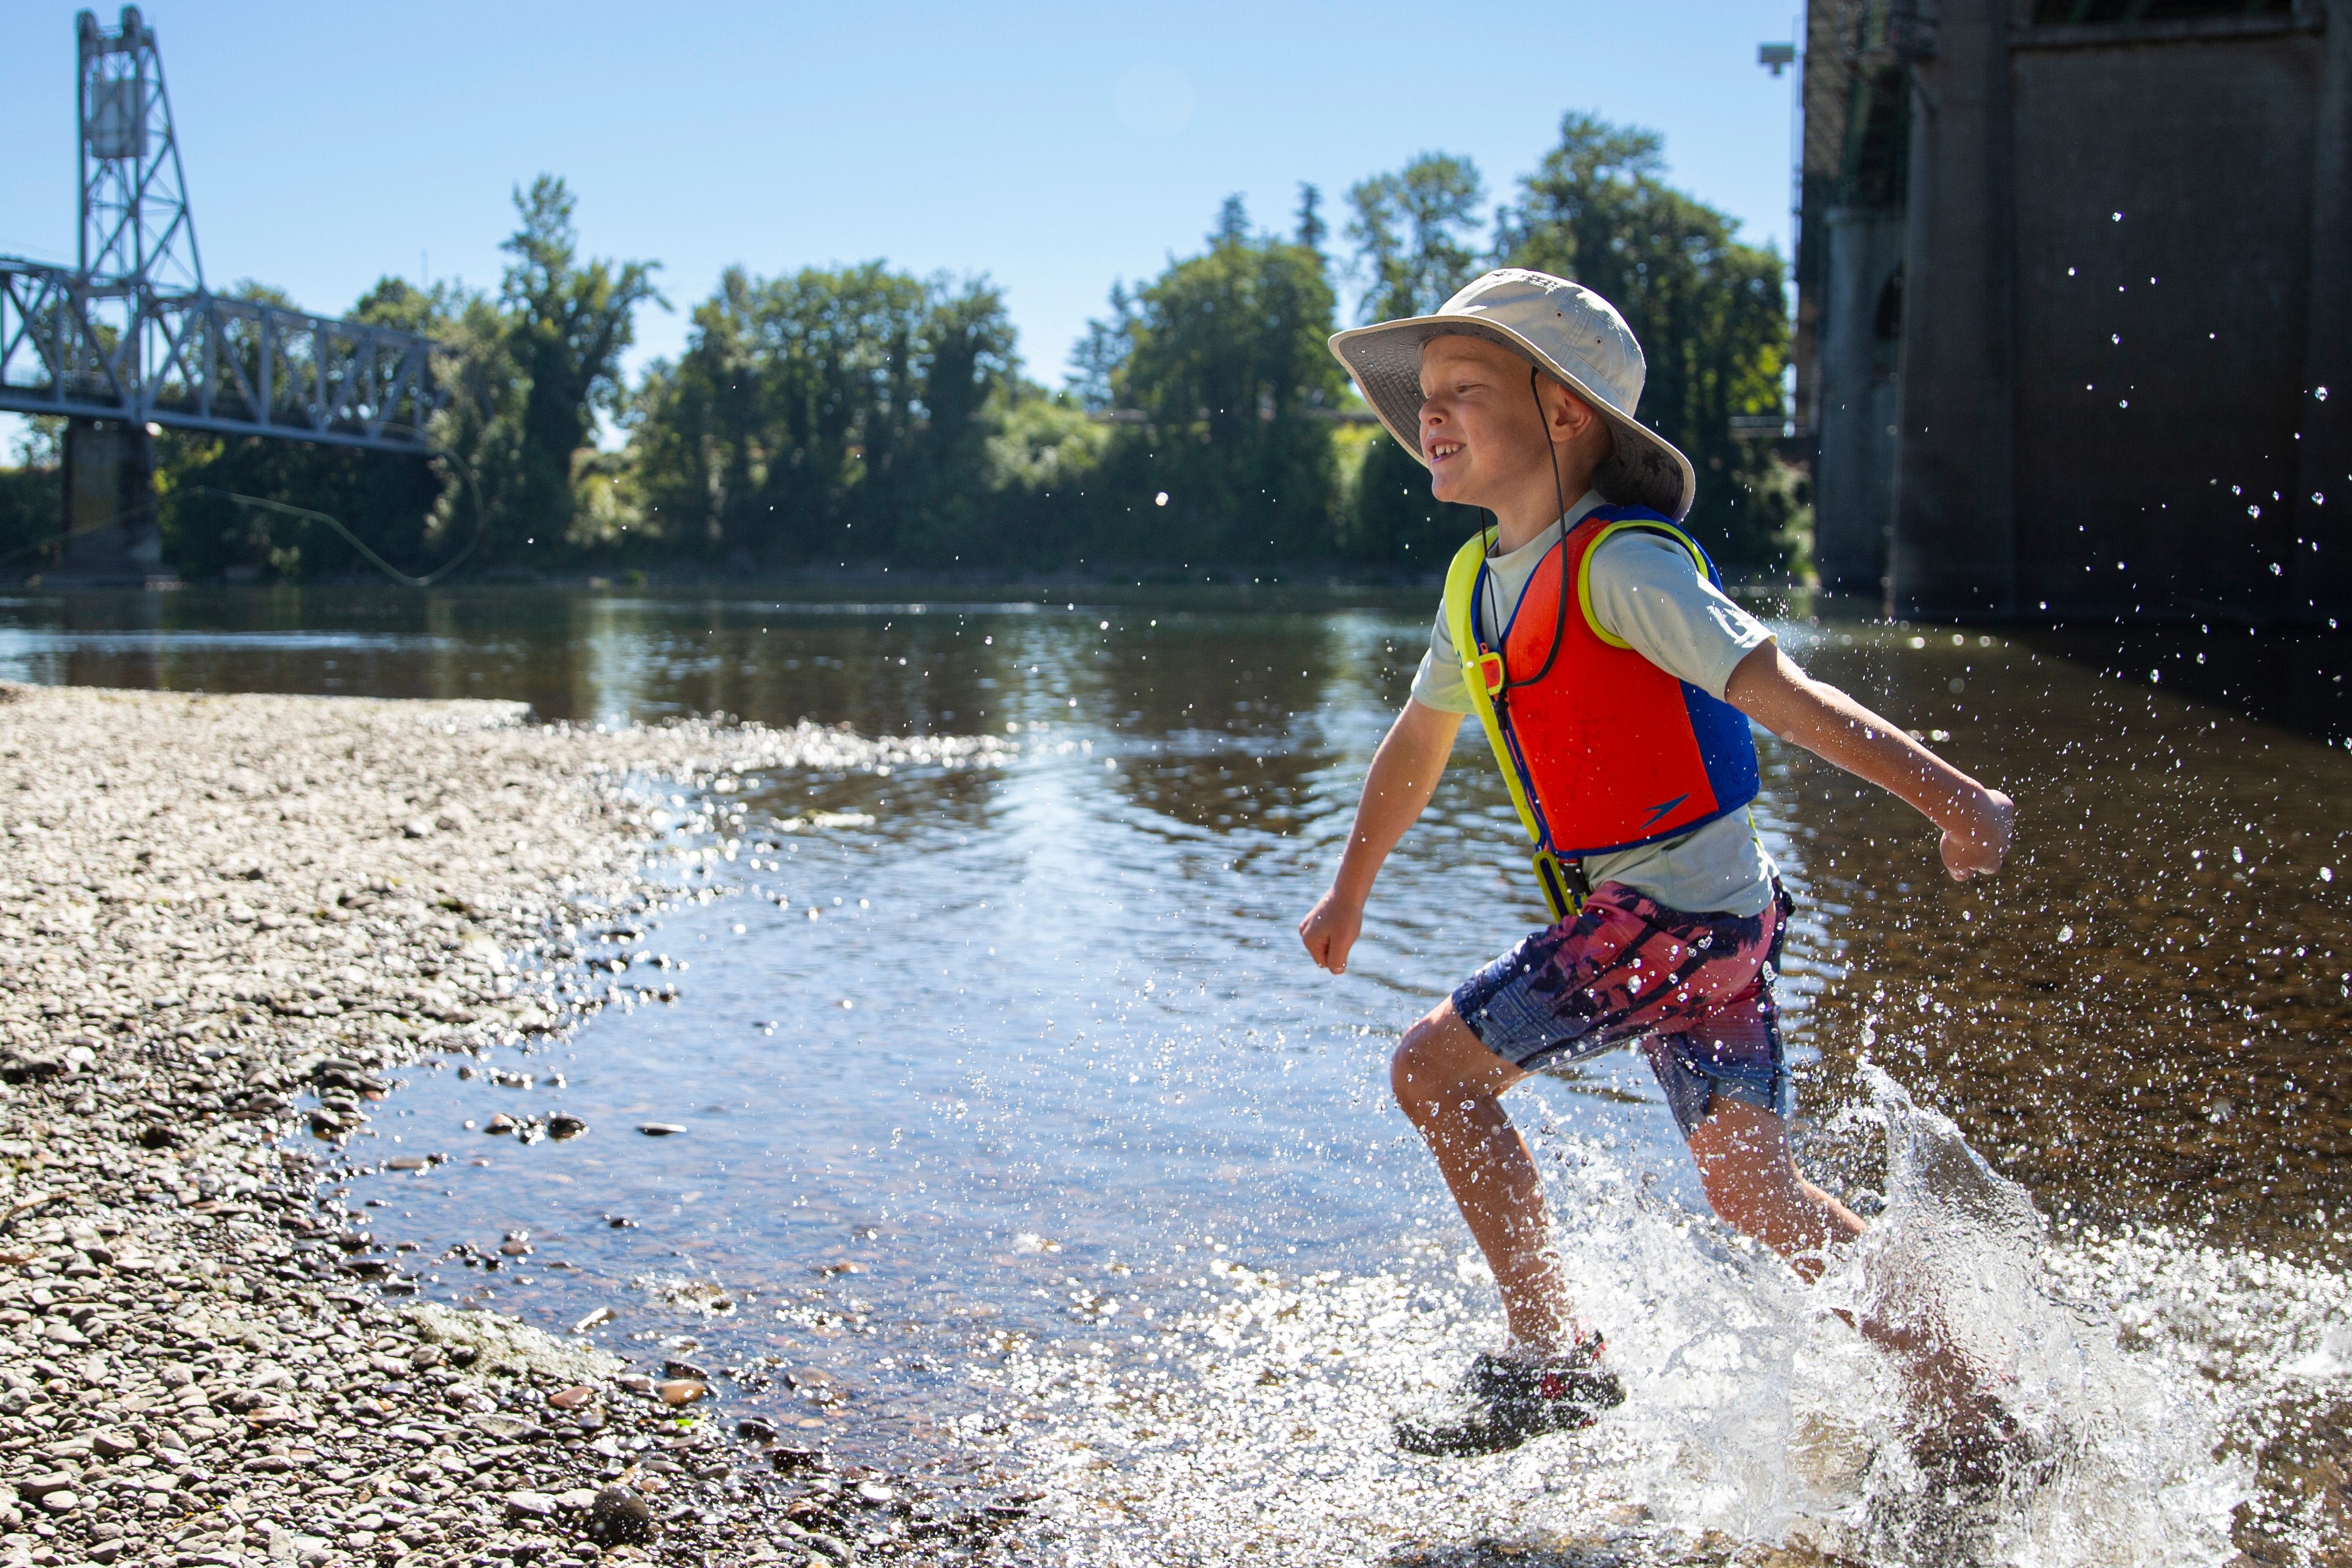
<box><xmin>8</xmin><ymin>585</ymin><xmax>2351</xmax><ymax>1563</ymax></box>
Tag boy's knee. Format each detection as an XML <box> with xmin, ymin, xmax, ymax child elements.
<box><xmin>1383</xmin><ymin>1020</ymin><xmax>1439</xmax><ymax>1114</ymax></box>
<box><xmin>1390</xmin><ymin>1006</ymin><xmax>1470</xmax><ymax>1116</ymax></box>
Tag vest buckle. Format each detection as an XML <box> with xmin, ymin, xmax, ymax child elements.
<box><xmin>1532</xmin><ymin>850</ymin><xmax>1588</xmax><ymax>924</ymax></box>
<box><xmin>1476</xmin><ymin>649</ymin><xmax>1506</xmax><ymax>696</ymax></box>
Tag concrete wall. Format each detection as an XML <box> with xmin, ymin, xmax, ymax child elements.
<box><xmin>2294</xmin><ymin>0</ymin><xmax>2352</xmax><ymax>618</ymax></box>
<box><xmin>2009</xmin><ymin>23</ymin><xmax>2325</xmax><ymax>618</ymax></box>
<box><xmin>1813</xmin><ymin>207</ymin><xmax>1908</xmax><ymax>593</ymax></box>
<box><xmin>1888</xmin><ymin>0</ymin><xmax>2020</xmax><ymax>618</ymax></box>
<box><xmin>58</xmin><ymin>420</ymin><xmax>160</xmax><ymax>584</ymax></box>
<box><xmin>1804</xmin><ymin>0</ymin><xmax>2348</xmax><ymax>621</ymax></box>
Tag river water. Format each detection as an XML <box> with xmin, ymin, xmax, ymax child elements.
<box><xmin>5</xmin><ymin>586</ymin><xmax>2349</xmax><ymax>1564</ymax></box>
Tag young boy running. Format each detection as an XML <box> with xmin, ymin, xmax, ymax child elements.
<box><xmin>1300</xmin><ymin>270</ymin><xmax>2015</xmax><ymax>1456</ymax></box>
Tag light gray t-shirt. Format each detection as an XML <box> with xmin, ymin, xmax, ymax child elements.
<box><xmin>1410</xmin><ymin>491</ymin><xmax>1779</xmax><ymax>917</ymax></box>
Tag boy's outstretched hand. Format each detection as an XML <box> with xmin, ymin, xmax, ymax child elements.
<box><xmin>1726</xmin><ymin>641</ymin><xmax>2019</xmax><ymax>885</ymax></box>
<box><xmin>1299</xmin><ymin>888</ymin><xmax>1364</xmax><ymax>974</ymax></box>
<box><xmin>1939</xmin><ymin>788</ymin><xmax>2015</xmax><ymax>881</ymax></box>
<box><xmin>1299</xmin><ymin>699</ymin><xmax>1462</xmax><ymax>979</ymax></box>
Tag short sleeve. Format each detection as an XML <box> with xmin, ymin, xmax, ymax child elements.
<box><xmin>1409</xmin><ymin>603</ymin><xmax>1475</xmax><ymax>713</ymax></box>
<box><xmin>1584</xmin><ymin>532</ymin><xmax>1773</xmax><ymax>697</ymax></box>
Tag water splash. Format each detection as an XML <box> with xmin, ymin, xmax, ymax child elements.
<box><xmin>959</xmin><ymin>1065</ymin><xmax>2338</xmax><ymax>1565</ymax></box>
<box><xmin>1810</xmin><ymin>1064</ymin><xmax>2243</xmax><ymax>1565</ymax></box>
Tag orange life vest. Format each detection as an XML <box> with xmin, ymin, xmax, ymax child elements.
<box><xmin>1442</xmin><ymin>507</ymin><xmax>1761</xmax><ymax>920</ymax></box>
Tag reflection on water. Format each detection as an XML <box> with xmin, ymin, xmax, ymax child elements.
<box><xmin>6</xmin><ymin>586</ymin><xmax>2349</xmax><ymax>1561</ymax></box>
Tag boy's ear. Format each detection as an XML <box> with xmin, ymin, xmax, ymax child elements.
<box><xmin>1543</xmin><ymin>377</ymin><xmax>1601</xmax><ymax>438</ymax></box>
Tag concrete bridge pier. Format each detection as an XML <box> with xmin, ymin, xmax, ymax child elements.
<box><xmin>2295</xmin><ymin>0</ymin><xmax>2352</xmax><ymax>618</ymax></box>
<box><xmin>1803</xmin><ymin>0</ymin><xmax>2351</xmax><ymax>624</ymax></box>
<box><xmin>1887</xmin><ymin>0</ymin><xmax>2018</xmax><ymax>620</ymax></box>
<box><xmin>1813</xmin><ymin>207</ymin><xmax>1907</xmax><ymax>596</ymax></box>
<box><xmin>57</xmin><ymin>419</ymin><xmax>162</xmax><ymax>584</ymax></box>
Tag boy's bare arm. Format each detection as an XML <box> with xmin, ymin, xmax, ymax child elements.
<box><xmin>1300</xmin><ymin>699</ymin><xmax>1464</xmax><ymax>974</ymax></box>
<box><xmin>1724</xmin><ymin>640</ymin><xmax>2014</xmax><ymax>880</ymax></box>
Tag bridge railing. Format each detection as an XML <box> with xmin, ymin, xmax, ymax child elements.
<box><xmin>0</xmin><ymin>257</ymin><xmax>442</xmax><ymax>453</ymax></box>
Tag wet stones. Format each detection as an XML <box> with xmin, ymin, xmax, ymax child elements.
<box><xmin>0</xmin><ymin>686</ymin><xmax>1004</xmax><ymax>1568</ymax></box>
<box><xmin>588</xmin><ymin>1484</ymin><xmax>655</xmax><ymax>1545</ymax></box>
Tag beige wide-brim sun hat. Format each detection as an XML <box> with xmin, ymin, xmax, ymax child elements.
<box><xmin>1328</xmin><ymin>268</ymin><xmax>1698</xmax><ymax>522</ymax></box>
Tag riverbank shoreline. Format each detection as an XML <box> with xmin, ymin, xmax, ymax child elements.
<box><xmin>0</xmin><ymin>683</ymin><xmax>1005</xmax><ymax>1568</ymax></box>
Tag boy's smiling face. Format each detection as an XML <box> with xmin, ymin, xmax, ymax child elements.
<box><xmin>1417</xmin><ymin>334</ymin><xmax>1607</xmax><ymax>521</ymax></box>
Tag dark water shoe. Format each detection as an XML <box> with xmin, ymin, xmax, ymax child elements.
<box><xmin>1395</xmin><ymin>1334</ymin><xmax>1624</xmax><ymax>1456</ymax></box>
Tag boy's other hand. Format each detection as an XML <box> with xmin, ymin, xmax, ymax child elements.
<box><xmin>1939</xmin><ymin>788</ymin><xmax>2015</xmax><ymax>881</ymax></box>
<box><xmin>1299</xmin><ymin>888</ymin><xmax>1364</xmax><ymax>974</ymax></box>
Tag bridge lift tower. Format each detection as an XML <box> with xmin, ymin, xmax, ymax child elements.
<box><xmin>0</xmin><ymin>8</ymin><xmax>442</xmax><ymax>582</ymax></box>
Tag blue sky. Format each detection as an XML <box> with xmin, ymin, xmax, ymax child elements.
<box><xmin>2</xmin><ymin>0</ymin><xmax>1803</xmax><ymax>410</ymax></box>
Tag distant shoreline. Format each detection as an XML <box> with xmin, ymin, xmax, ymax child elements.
<box><xmin>8</xmin><ymin>567</ymin><xmax>1825</xmax><ymax>612</ymax></box>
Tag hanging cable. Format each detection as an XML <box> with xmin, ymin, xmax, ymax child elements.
<box><xmin>203</xmin><ymin>422</ymin><xmax>486</xmax><ymax>588</ymax></box>
<box><xmin>0</xmin><ymin>423</ymin><xmax>486</xmax><ymax>587</ymax></box>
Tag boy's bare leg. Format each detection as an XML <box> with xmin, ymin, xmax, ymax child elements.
<box><xmin>1687</xmin><ymin>1100</ymin><xmax>1989</xmax><ymax>1422</ymax></box>
<box><xmin>1685</xmin><ymin>1098</ymin><xmax>1864</xmax><ymax>1272</ymax></box>
<box><xmin>1390</xmin><ymin>1000</ymin><xmax>1575</xmax><ymax>1353</ymax></box>
<box><xmin>1392</xmin><ymin>1016</ymin><xmax>2000</xmax><ymax>1422</ymax></box>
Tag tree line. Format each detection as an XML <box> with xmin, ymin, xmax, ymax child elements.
<box><xmin>0</xmin><ymin>113</ymin><xmax>1806</xmax><ymax>583</ymax></box>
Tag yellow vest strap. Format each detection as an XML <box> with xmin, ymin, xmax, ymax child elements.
<box><xmin>1442</xmin><ymin>531</ymin><xmax>1577</xmax><ymax>921</ymax></box>
<box><xmin>1574</xmin><ymin>517</ymin><xmax>1711</xmax><ymax>650</ymax></box>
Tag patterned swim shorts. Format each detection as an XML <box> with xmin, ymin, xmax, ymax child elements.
<box><xmin>1450</xmin><ymin>879</ymin><xmax>1793</xmax><ymax>1136</ymax></box>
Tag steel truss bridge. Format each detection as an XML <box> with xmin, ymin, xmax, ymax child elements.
<box><xmin>0</xmin><ymin>8</ymin><xmax>440</xmax><ymax>453</ymax></box>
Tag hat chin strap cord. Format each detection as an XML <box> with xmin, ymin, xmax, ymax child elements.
<box><xmin>1472</xmin><ymin>365</ymin><xmax>1581</xmax><ymax>692</ymax></box>
<box><xmin>1467</xmin><ymin>366</ymin><xmax>1591</xmax><ymax>919</ymax></box>
<box><xmin>1488</xmin><ymin>365</ymin><xmax>1574</xmax><ymax>694</ymax></box>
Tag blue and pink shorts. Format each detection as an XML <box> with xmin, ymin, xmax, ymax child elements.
<box><xmin>1451</xmin><ymin>880</ymin><xmax>1793</xmax><ymax>1136</ymax></box>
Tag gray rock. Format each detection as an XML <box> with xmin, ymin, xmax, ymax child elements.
<box><xmin>587</xmin><ymin>1484</ymin><xmax>654</xmax><ymax>1545</ymax></box>
<box><xmin>0</xmin><ymin>686</ymin><xmax>992</xmax><ymax>1564</ymax></box>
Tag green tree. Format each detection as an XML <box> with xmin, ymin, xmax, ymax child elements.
<box><xmin>154</xmin><ymin>279</ymin><xmax>456</xmax><ymax>581</ymax></box>
<box><xmin>1499</xmin><ymin>113</ymin><xmax>1799</xmax><ymax>573</ymax></box>
<box><xmin>1106</xmin><ymin>197</ymin><xmax>1346</xmax><ymax>563</ymax></box>
<box><xmin>895</xmin><ymin>278</ymin><xmax>1022</xmax><ymax>563</ymax></box>
<box><xmin>1294</xmin><ymin>182</ymin><xmax>1327</xmax><ymax>253</ymax></box>
<box><xmin>1347</xmin><ymin>152</ymin><xmax>1487</xmax><ymax>322</ymax></box>
<box><xmin>629</xmin><ymin>263</ymin><xmax>1024</xmax><ymax>568</ymax></box>
<box><xmin>0</xmin><ymin>419</ymin><xmax>61</xmax><ymax>573</ymax></box>
<box><xmin>1341</xmin><ymin>154</ymin><xmax>1490</xmax><ymax>564</ymax></box>
<box><xmin>1068</xmin><ymin>283</ymin><xmax>1133</xmax><ymax>413</ymax></box>
<box><xmin>500</xmin><ymin>176</ymin><xmax>662</xmax><ymax>555</ymax></box>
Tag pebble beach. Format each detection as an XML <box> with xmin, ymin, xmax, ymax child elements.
<box><xmin>0</xmin><ymin>682</ymin><xmax>1008</xmax><ymax>1568</ymax></box>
